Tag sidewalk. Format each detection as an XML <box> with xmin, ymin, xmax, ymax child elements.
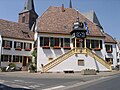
<box><xmin>0</xmin><ymin>71</ymin><xmax>120</xmax><ymax>79</ymax></box>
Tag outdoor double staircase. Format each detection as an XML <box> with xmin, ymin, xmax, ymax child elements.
<box><xmin>42</xmin><ymin>48</ymin><xmax>112</xmax><ymax>72</ymax></box>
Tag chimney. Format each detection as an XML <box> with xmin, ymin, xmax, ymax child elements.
<box><xmin>62</xmin><ymin>4</ymin><xmax>65</xmax><ymax>12</ymax></box>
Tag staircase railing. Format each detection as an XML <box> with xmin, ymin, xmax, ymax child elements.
<box><xmin>42</xmin><ymin>48</ymin><xmax>75</xmax><ymax>72</ymax></box>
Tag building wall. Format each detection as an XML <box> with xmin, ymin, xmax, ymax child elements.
<box><xmin>0</xmin><ymin>35</ymin><xmax>2</xmax><ymax>67</ymax></box>
<box><xmin>37</xmin><ymin>33</ymin><xmax>116</xmax><ymax>72</ymax></box>
<box><xmin>49</xmin><ymin>54</ymin><xmax>109</xmax><ymax>72</ymax></box>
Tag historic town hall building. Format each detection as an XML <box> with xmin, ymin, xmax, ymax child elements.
<box><xmin>0</xmin><ymin>0</ymin><xmax>120</xmax><ymax>72</ymax></box>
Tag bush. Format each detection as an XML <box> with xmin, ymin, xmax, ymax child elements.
<box><xmin>1</xmin><ymin>67</ymin><xmax>6</xmax><ymax>72</ymax></box>
<box><xmin>8</xmin><ymin>63</ymin><xmax>16</xmax><ymax>68</ymax></box>
<box><xmin>28</xmin><ymin>63</ymin><xmax>37</xmax><ymax>72</ymax></box>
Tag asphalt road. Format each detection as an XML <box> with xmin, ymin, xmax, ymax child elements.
<box><xmin>0</xmin><ymin>72</ymin><xmax>119</xmax><ymax>90</ymax></box>
<box><xmin>67</xmin><ymin>74</ymin><xmax>120</xmax><ymax>90</ymax></box>
<box><xmin>0</xmin><ymin>75</ymin><xmax>85</xmax><ymax>90</ymax></box>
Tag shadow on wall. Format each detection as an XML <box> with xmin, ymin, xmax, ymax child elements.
<box><xmin>0</xmin><ymin>84</ymin><xmax>31</xmax><ymax>90</ymax></box>
<box><xmin>95</xmin><ymin>51</ymin><xmax>104</xmax><ymax>59</ymax></box>
<box><xmin>53</xmin><ymin>49</ymin><xmax>63</xmax><ymax>57</ymax></box>
<box><xmin>43</xmin><ymin>49</ymin><xmax>53</xmax><ymax>57</ymax></box>
<box><xmin>94</xmin><ymin>58</ymin><xmax>99</xmax><ymax>71</ymax></box>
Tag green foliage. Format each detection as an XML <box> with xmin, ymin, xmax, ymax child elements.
<box><xmin>8</xmin><ymin>63</ymin><xmax>16</xmax><ymax>68</ymax></box>
<box><xmin>28</xmin><ymin>63</ymin><xmax>36</xmax><ymax>71</ymax></box>
<box><xmin>31</xmin><ymin>50</ymin><xmax>37</xmax><ymax>58</ymax></box>
<box><xmin>0</xmin><ymin>67</ymin><xmax>6</xmax><ymax>72</ymax></box>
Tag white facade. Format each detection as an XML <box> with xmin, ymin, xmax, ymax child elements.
<box><xmin>36</xmin><ymin>33</ymin><xmax>117</xmax><ymax>72</ymax></box>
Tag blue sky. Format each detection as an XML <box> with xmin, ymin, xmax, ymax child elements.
<box><xmin>0</xmin><ymin>0</ymin><xmax>120</xmax><ymax>40</ymax></box>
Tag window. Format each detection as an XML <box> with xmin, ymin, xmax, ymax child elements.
<box><xmin>24</xmin><ymin>43</ymin><xmax>32</xmax><ymax>51</ymax></box>
<box><xmin>117</xmin><ymin>59</ymin><xmax>119</xmax><ymax>63</ymax></box>
<box><xmin>1</xmin><ymin>55</ymin><xmax>12</xmax><ymax>62</ymax></box>
<box><xmin>54</xmin><ymin>38</ymin><xmax>60</xmax><ymax>49</ymax></box>
<box><xmin>105</xmin><ymin>45</ymin><xmax>112</xmax><ymax>53</ymax></box>
<box><xmin>78</xmin><ymin>60</ymin><xmax>84</xmax><ymax>66</ymax></box>
<box><xmin>86</xmin><ymin>39</ymin><xmax>102</xmax><ymax>50</ymax></box>
<box><xmin>86</xmin><ymin>39</ymin><xmax>90</xmax><ymax>49</ymax></box>
<box><xmin>13</xmin><ymin>56</ymin><xmax>22</xmax><ymax>63</ymax></box>
<box><xmin>14</xmin><ymin>41</ymin><xmax>23</xmax><ymax>50</ymax></box>
<box><xmin>105</xmin><ymin>58</ymin><xmax>113</xmax><ymax>64</ymax></box>
<box><xmin>54</xmin><ymin>38</ymin><xmax>59</xmax><ymax>46</ymax></box>
<box><xmin>64</xmin><ymin>38</ymin><xmax>70</xmax><ymax>47</ymax></box>
<box><xmin>91</xmin><ymin>40</ymin><xmax>99</xmax><ymax>49</ymax></box>
<box><xmin>64</xmin><ymin>38</ymin><xmax>71</xmax><ymax>49</ymax></box>
<box><xmin>44</xmin><ymin>37</ymin><xmax>49</xmax><ymax>46</ymax></box>
<box><xmin>2</xmin><ymin>40</ymin><xmax>12</xmax><ymax>49</ymax></box>
<box><xmin>22</xmin><ymin>16</ymin><xmax>25</xmax><ymax>23</ymax></box>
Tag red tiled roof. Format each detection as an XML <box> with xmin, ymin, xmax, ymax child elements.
<box><xmin>104</xmin><ymin>33</ymin><xmax>117</xmax><ymax>44</ymax></box>
<box><xmin>37</xmin><ymin>6</ymin><xmax>104</xmax><ymax>37</ymax></box>
<box><xmin>0</xmin><ymin>19</ymin><xmax>34</xmax><ymax>41</ymax></box>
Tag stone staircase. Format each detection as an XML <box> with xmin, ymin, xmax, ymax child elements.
<box><xmin>42</xmin><ymin>48</ymin><xmax>111</xmax><ymax>72</ymax></box>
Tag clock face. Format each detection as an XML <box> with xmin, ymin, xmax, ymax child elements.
<box><xmin>75</xmin><ymin>32</ymin><xmax>86</xmax><ymax>38</ymax></box>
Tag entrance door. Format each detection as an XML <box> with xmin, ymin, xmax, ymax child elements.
<box><xmin>23</xmin><ymin>56</ymin><xmax>27</xmax><ymax>66</ymax></box>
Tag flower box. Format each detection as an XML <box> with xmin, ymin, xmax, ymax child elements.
<box><xmin>25</xmin><ymin>48</ymin><xmax>31</xmax><ymax>51</ymax></box>
<box><xmin>107</xmin><ymin>50</ymin><xmax>112</xmax><ymax>53</ymax></box>
<box><xmin>42</xmin><ymin>46</ymin><xmax>50</xmax><ymax>49</ymax></box>
<box><xmin>53</xmin><ymin>46</ymin><xmax>61</xmax><ymax>49</ymax></box>
<box><xmin>63</xmin><ymin>47</ymin><xmax>71</xmax><ymax>49</ymax></box>
<box><xmin>4</xmin><ymin>46</ymin><xmax>11</xmax><ymax>50</ymax></box>
<box><xmin>94</xmin><ymin>48</ymin><xmax>101</xmax><ymax>51</ymax></box>
<box><xmin>15</xmin><ymin>48</ymin><xmax>22</xmax><ymax>51</ymax></box>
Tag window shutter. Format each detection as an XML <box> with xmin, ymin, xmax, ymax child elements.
<box><xmin>14</xmin><ymin>42</ymin><xmax>16</xmax><ymax>48</ymax></box>
<box><xmin>21</xmin><ymin>42</ymin><xmax>23</xmax><ymax>48</ymax></box>
<box><xmin>2</xmin><ymin>40</ymin><xmax>5</xmax><ymax>47</ymax></box>
<box><xmin>30</xmin><ymin>43</ymin><xmax>32</xmax><ymax>49</ymax></box>
<box><xmin>61</xmin><ymin>38</ymin><xmax>63</xmax><ymax>47</ymax></box>
<box><xmin>40</xmin><ymin>37</ymin><xmax>43</xmax><ymax>46</ymax></box>
<box><xmin>10</xmin><ymin>41</ymin><xmax>12</xmax><ymax>48</ymax></box>
<box><xmin>24</xmin><ymin>43</ymin><xmax>26</xmax><ymax>49</ymax></box>
<box><xmin>100</xmin><ymin>40</ymin><xmax>102</xmax><ymax>49</ymax></box>
<box><xmin>50</xmin><ymin>37</ymin><xmax>54</xmax><ymax>47</ymax></box>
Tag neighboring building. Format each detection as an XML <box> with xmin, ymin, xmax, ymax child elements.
<box><xmin>0</xmin><ymin>0</ymin><xmax>38</xmax><ymax>70</ymax></box>
<box><xmin>35</xmin><ymin>5</ymin><xmax>118</xmax><ymax>72</ymax></box>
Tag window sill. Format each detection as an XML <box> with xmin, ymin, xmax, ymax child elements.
<box><xmin>42</xmin><ymin>46</ymin><xmax>50</xmax><ymax>49</ymax></box>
